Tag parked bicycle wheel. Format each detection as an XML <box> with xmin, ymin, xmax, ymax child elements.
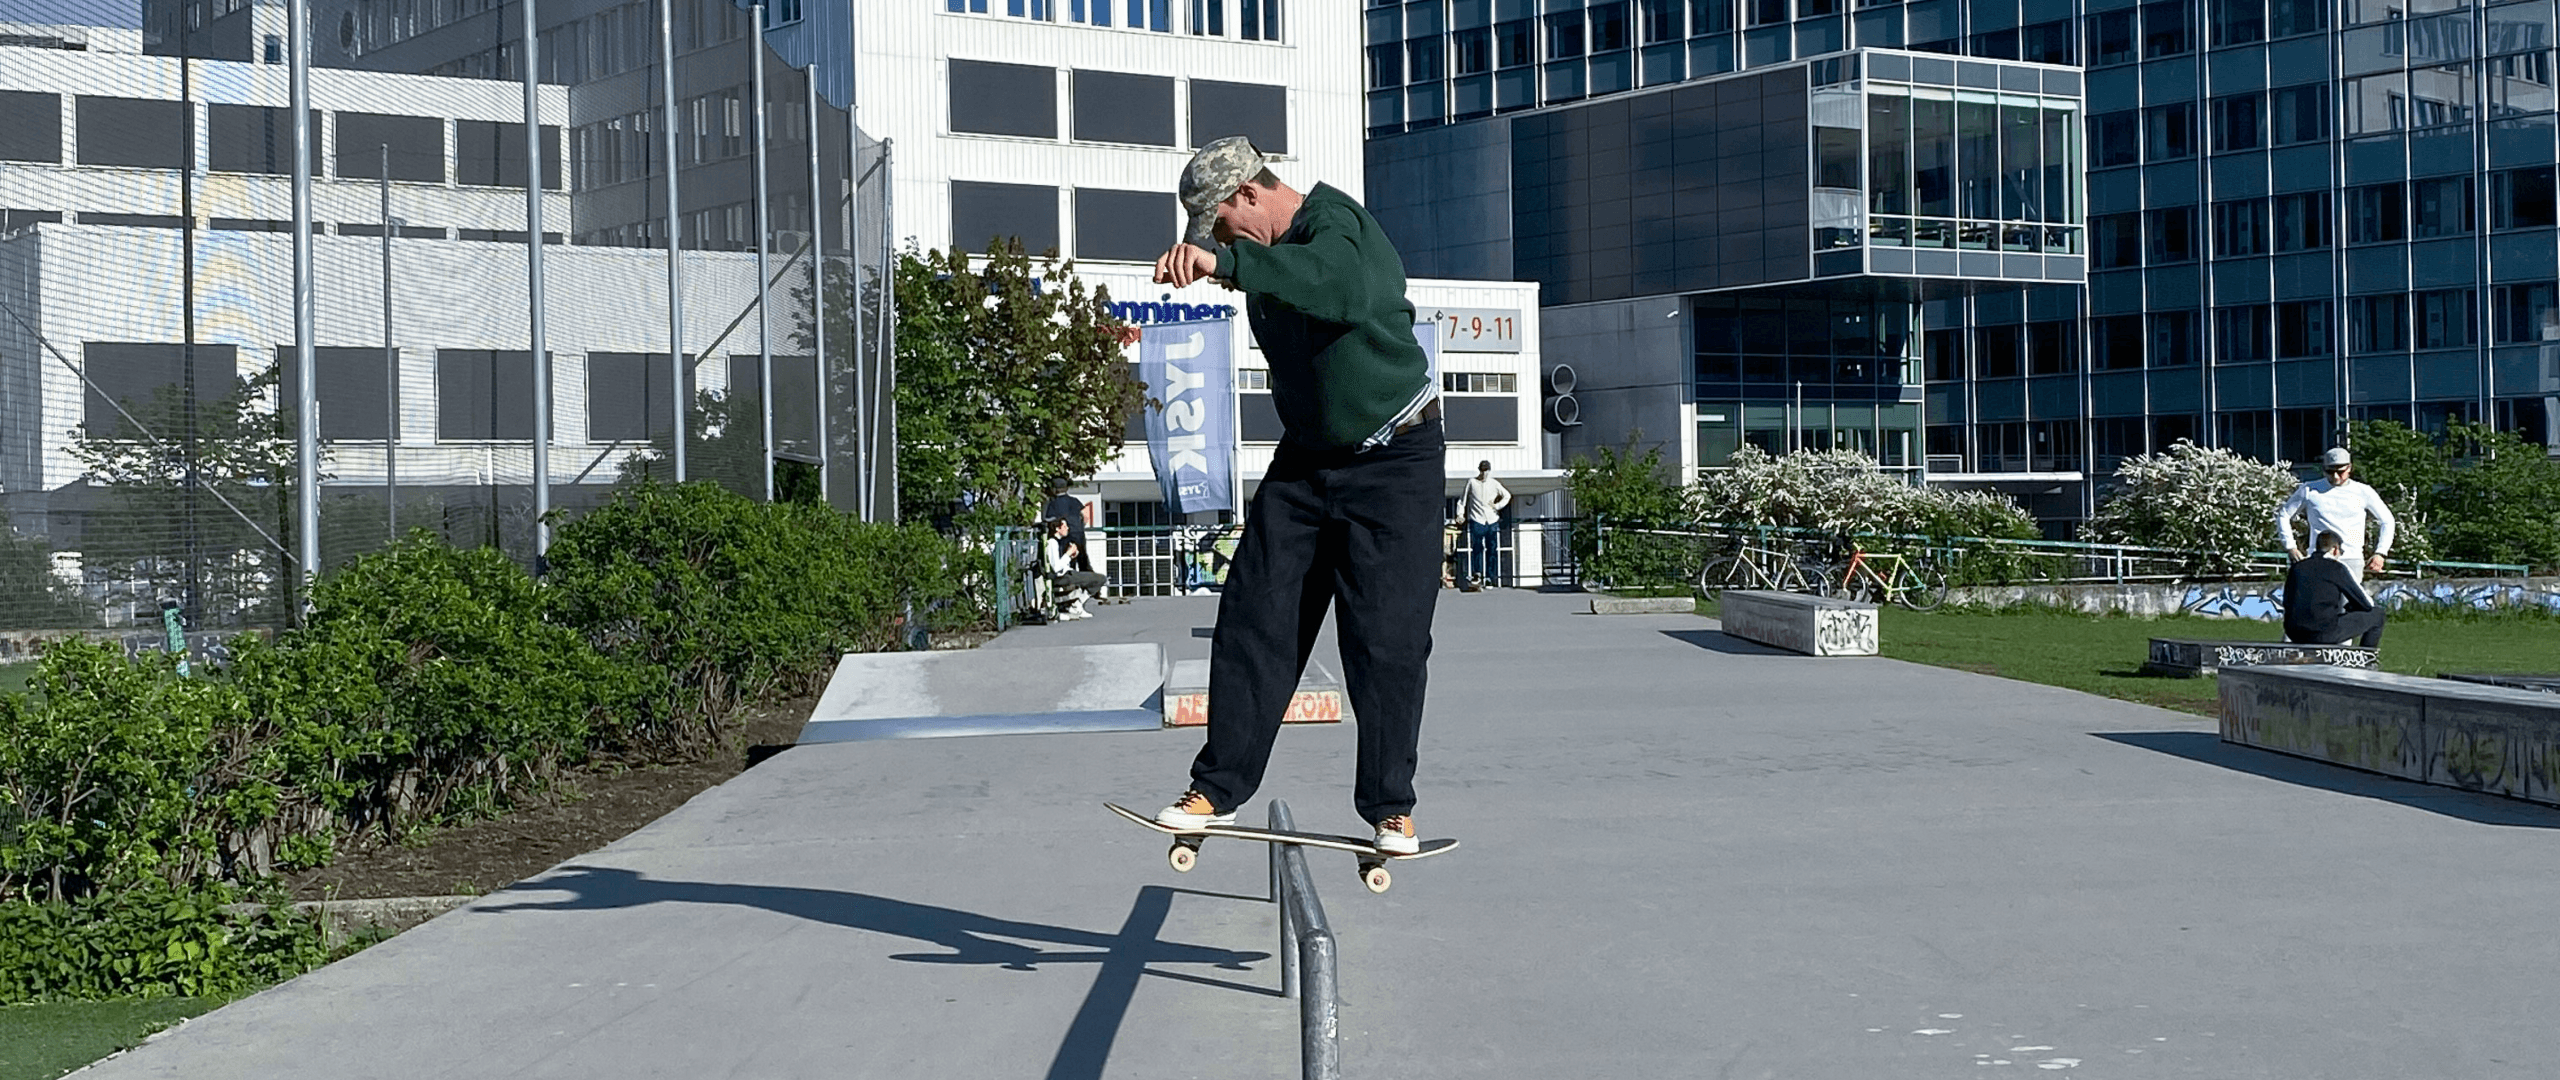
<box><xmin>1697</xmin><ymin>555</ymin><xmax>1742</xmax><ymax>594</ymax></box>
<box><xmin>1897</xmin><ymin>566</ymin><xmax>1949</xmax><ymax>611</ymax></box>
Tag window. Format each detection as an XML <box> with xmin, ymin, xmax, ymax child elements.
<box><xmin>0</xmin><ymin>91</ymin><xmax>58</xmax><ymax>164</ymax></box>
<box><xmin>2147</xmin><ymin>205</ymin><xmax>2198</xmax><ymax>263</ymax></box>
<box><xmin>2150</xmin><ymin>310</ymin><xmax>2199</xmax><ymax>365</ymax></box>
<box><xmin>1546</xmin><ymin>10</ymin><xmax>1585</xmax><ymax>55</ymax></box>
<box><xmin>1074</xmin><ymin>188</ymin><xmax>1176</xmax><ymax>262</ymax></box>
<box><xmin>334</xmin><ymin>112</ymin><xmax>444</xmax><ymax>181</ymax></box>
<box><xmin>2092</xmin><ymin>110</ymin><xmax>2140</xmax><ymax>167</ymax></box>
<box><xmin>1641</xmin><ymin>0</ymin><xmax>1683</xmax><ymax>41</ymax></box>
<box><xmin>2023</xmin><ymin>19</ymin><xmax>2074</xmax><ymax>63</ymax></box>
<box><xmin>951</xmin><ymin>180</ymin><xmax>1061</xmax><ymax>254</ymax></box>
<box><xmin>2143</xmin><ymin>0</ymin><xmax>2193</xmax><ymax>57</ymax></box>
<box><xmin>2342</xmin><ymin>73</ymin><xmax>2407</xmax><ymax>136</ymax></box>
<box><xmin>2267</xmin><ymin>0</ymin><xmax>2327</xmax><ymax>36</ymax></box>
<box><xmin>2210</xmin><ymin>0</ymin><xmax>2264</xmax><ymax>45</ymax></box>
<box><xmin>1496</xmin><ymin>19</ymin><xmax>1535</xmax><ymax>65</ymax></box>
<box><xmin>2414</xmin><ymin>288</ymin><xmax>2476</xmax><ymax>348</ymax></box>
<box><xmin>77</xmin><ymin>97</ymin><xmax>188</xmax><ymax>170</ymax></box>
<box><xmin>1745</xmin><ymin>0</ymin><xmax>1785</xmax><ymax>25</ymax></box>
<box><xmin>437</xmin><ymin>350</ymin><xmax>543</xmax><ymax>441</ymax></box>
<box><xmin>1191</xmin><ymin>80</ymin><xmax>1288</xmax><ymax>152</ymax></box>
<box><xmin>2411</xmin><ymin>176</ymin><xmax>2475</xmax><ymax>237</ymax></box>
<box><xmin>81</xmin><ymin>343</ymin><xmax>237</xmax><ymax>436</ymax></box>
<box><xmin>2214</xmin><ymin>198</ymin><xmax>2270</xmax><ymax>255</ymax></box>
<box><xmin>1923</xmin><ymin>328</ymin><xmax>1963</xmax><ymax>381</ymax></box>
<box><xmin>207</xmin><ymin>104</ymin><xmax>317</xmax><ymax>175</ymax></box>
<box><xmin>1075</xmin><ymin>71</ymin><xmax>1176</xmax><ymax>146</ymax></box>
<box><xmin>2028</xmin><ymin>320</ymin><xmax>2078</xmax><ymax>374</ymax></box>
<box><xmin>2210</xmin><ymin>92</ymin><xmax>2264</xmax><ymax>152</ymax></box>
<box><xmin>1690</xmin><ymin>0</ymin><xmax>1732</xmax><ymax>34</ymax></box>
<box><xmin>2092</xmin><ymin>314</ymin><xmax>2146</xmax><ymax>369</ymax></box>
<box><xmin>2272</xmin><ymin>191</ymin><xmax>2332</xmax><ymax>250</ymax></box>
<box><xmin>1239</xmin><ymin>0</ymin><xmax>1281</xmax><ymax>40</ymax></box>
<box><xmin>2088</xmin><ymin>10</ymin><xmax>2136</xmax><ymax>64</ymax></box>
<box><xmin>950</xmin><ymin>60</ymin><xmax>1057</xmax><ymax>138</ymax></box>
<box><xmin>1408</xmin><ymin>37</ymin><xmax>1445</xmax><ymax>82</ymax></box>
<box><xmin>455</xmin><ymin>120</ymin><xmax>562</xmax><ymax>189</ymax></box>
<box><xmin>1454</xmin><ymin>27</ymin><xmax>1491</xmax><ymax>74</ymax></box>
<box><xmin>585</xmin><ymin>352</ymin><xmax>690</xmax><ymax>442</ymax></box>
<box><xmin>2492</xmin><ymin>282</ymin><xmax>2559</xmax><ymax>344</ymax></box>
<box><xmin>2347</xmin><ymin>182</ymin><xmax>2406</xmax><ymax>243</ymax></box>
<box><xmin>2347</xmin><ymin>295</ymin><xmax>2409</xmax><ymax>353</ymax></box>
<box><xmin>2270</xmin><ymin>84</ymin><xmax>2329</xmax><ymax>144</ymax></box>
<box><xmin>1590</xmin><ymin>1</ymin><xmax>1630</xmax><ymax>50</ymax></box>
<box><xmin>1974</xmin><ymin>325</ymin><xmax>2023</xmax><ymax>377</ymax></box>
<box><xmin>2492</xmin><ymin>165</ymin><xmax>2557</xmax><ymax>229</ymax></box>
<box><xmin>2215</xmin><ymin>305</ymin><xmax>2273</xmax><ymax>361</ymax></box>
<box><xmin>2145</xmin><ymin>102</ymin><xmax>2196</xmax><ymax>160</ymax></box>
<box><xmin>2093</xmin><ymin>211</ymin><xmax>2143</xmax><ymax>267</ymax></box>
<box><xmin>2276</xmin><ymin>300</ymin><xmax>2333</xmax><ymax>357</ymax></box>
<box><xmin>273</xmin><ymin>347</ymin><xmax>392</xmax><ymax>440</ymax></box>
<box><xmin>1369</xmin><ymin>43</ymin><xmax>1404</xmax><ymax>87</ymax></box>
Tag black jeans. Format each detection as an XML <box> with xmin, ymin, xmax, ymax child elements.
<box><xmin>2288</xmin><ymin>610</ymin><xmax>2384</xmax><ymax>647</ymax></box>
<box><xmin>1189</xmin><ymin>422</ymin><xmax>1445</xmax><ymax>824</ymax></box>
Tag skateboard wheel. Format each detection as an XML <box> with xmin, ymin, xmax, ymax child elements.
<box><xmin>1168</xmin><ymin>843</ymin><xmax>1197</xmax><ymax>873</ymax></box>
<box><xmin>1362</xmin><ymin>864</ymin><xmax>1391</xmax><ymax>893</ymax></box>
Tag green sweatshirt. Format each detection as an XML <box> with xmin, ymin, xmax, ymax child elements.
<box><xmin>1213</xmin><ymin>183</ymin><xmax>1433</xmax><ymax>450</ymax></box>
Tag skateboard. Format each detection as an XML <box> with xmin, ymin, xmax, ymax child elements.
<box><xmin>1104</xmin><ymin>802</ymin><xmax>1459</xmax><ymax>894</ymax></box>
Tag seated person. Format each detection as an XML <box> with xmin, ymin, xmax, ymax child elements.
<box><xmin>2283</xmin><ymin>529</ymin><xmax>2383</xmax><ymax>647</ymax></box>
<box><xmin>1045</xmin><ymin>517</ymin><xmax>1108</xmax><ymax>621</ymax></box>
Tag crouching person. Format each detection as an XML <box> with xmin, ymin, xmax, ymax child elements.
<box><xmin>2283</xmin><ymin>529</ymin><xmax>2384</xmax><ymax>647</ymax></box>
<box><xmin>1047</xmin><ymin>517</ymin><xmax>1108</xmax><ymax>621</ymax></box>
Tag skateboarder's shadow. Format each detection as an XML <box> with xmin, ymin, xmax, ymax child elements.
<box><xmin>479</xmin><ymin>865</ymin><xmax>1273</xmax><ymax>980</ymax></box>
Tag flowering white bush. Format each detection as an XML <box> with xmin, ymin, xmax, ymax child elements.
<box><xmin>1691</xmin><ymin>446</ymin><xmax>2038</xmax><ymax>540</ymax></box>
<box><xmin>2083</xmin><ymin>440</ymin><xmax>2299</xmax><ymax>574</ymax></box>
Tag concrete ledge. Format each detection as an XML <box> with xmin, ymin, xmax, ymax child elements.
<box><xmin>1588</xmin><ymin>595</ymin><xmax>1699</xmax><ymax>615</ymax></box>
<box><xmin>798</xmin><ymin>643</ymin><xmax>1165</xmax><ymax>743</ymax></box>
<box><xmin>2144</xmin><ymin>638</ymin><xmax>2378</xmax><ymax>678</ymax></box>
<box><xmin>1161</xmin><ymin>657</ymin><xmax>1345</xmax><ymax>727</ymax></box>
<box><xmin>2444</xmin><ymin>673</ymin><xmax>2560</xmax><ymax>695</ymax></box>
<box><xmin>224</xmin><ymin>895</ymin><xmax>473</xmax><ymax>947</ymax></box>
<box><xmin>1720</xmin><ymin>590</ymin><xmax>1877</xmax><ymax>656</ymax></box>
<box><xmin>2219</xmin><ymin>665</ymin><xmax>2560</xmax><ymax>806</ymax></box>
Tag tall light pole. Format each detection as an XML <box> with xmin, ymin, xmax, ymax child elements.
<box><xmin>524</xmin><ymin>0</ymin><xmax>550</xmax><ymax>559</ymax></box>
<box><xmin>289</xmin><ymin>0</ymin><xmax>318</xmax><ymax>608</ymax></box>
<box><xmin>752</xmin><ymin>5</ymin><xmax>775</xmax><ymax>502</ymax></box>
<box><xmin>380</xmin><ymin>146</ymin><xmax>399</xmax><ymax>538</ymax></box>
<box><xmin>659</xmin><ymin>0</ymin><xmax>686</xmax><ymax>481</ymax></box>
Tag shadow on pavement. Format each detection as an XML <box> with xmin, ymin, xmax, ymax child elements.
<box><xmin>1656</xmin><ymin>628</ymin><xmax>1802</xmax><ymax>656</ymax></box>
<box><xmin>479</xmin><ymin>868</ymin><xmax>1277</xmax><ymax>1080</ymax></box>
<box><xmin>2096</xmin><ymin>731</ymin><xmax>2560</xmax><ymax>829</ymax></box>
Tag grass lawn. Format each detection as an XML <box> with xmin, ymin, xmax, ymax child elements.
<box><xmin>0</xmin><ymin>998</ymin><xmax>228</xmax><ymax>1080</ymax></box>
<box><xmin>1872</xmin><ymin>606</ymin><xmax>2560</xmax><ymax>716</ymax></box>
<box><xmin>0</xmin><ymin>660</ymin><xmax>35</xmax><ymax>695</ymax></box>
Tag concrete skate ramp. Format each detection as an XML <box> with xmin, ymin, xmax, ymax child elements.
<box><xmin>796</xmin><ymin>643</ymin><xmax>1166</xmax><ymax>743</ymax></box>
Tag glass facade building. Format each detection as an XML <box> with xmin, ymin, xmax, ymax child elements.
<box><xmin>1365</xmin><ymin>0</ymin><xmax>2560</xmax><ymax>528</ymax></box>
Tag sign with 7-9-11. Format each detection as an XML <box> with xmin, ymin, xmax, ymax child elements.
<box><xmin>1419</xmin><ymin>307</ymin><xmax>1522</xmax><ymax>353</ymax></box>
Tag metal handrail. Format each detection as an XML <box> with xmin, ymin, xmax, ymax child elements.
<box><xmin>1269</xmin><ymin>800</ymin><xmax>1340</xmax><ymax>1080</ymax></box>
<box><xmin>1594</xmin><ymin>520</ymin><xmax>2533</xmax><ymax>583</ymax></box>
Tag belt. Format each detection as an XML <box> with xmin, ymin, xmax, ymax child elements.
<box><xmin>1393</xmin><ymin>398</ymin><xmax>1443</xmax><ymax>435</ymax></box>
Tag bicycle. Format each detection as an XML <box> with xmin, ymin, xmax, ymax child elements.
<box><xmin>1698</xmin><ymin>541</ymin><xmax>1829</xmax><ymax>596</ymax></box>
<box><xmin>1824</xmin><ymin>547</ymin><xmax>1949</xmax><ymax>610</ymax></box>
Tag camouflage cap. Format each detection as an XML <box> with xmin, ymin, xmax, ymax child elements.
<box><xmin>1178</xmin><ymin>136</ymin><xmax>1273</xmax><ymax>247</ymax></box>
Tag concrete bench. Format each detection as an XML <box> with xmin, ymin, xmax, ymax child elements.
<box><xmin>2443</xmin><ymin>673</ymin><xmax>2560</xmax><ymax>695</ymax></box>
<box><xmin>2220</xmin><ymin>665</ymin><xmax>2560</xmax><ymax>807</ymax></box>
<box><xmin>2143</xmin><ymin>638</ymin><xmax>2377</xmax><ymax>678</ymax></box>
<box><xmin>1719</xmin><ymin>590</ymin><xmax>1877</xmax><ymax>656</ymax></box>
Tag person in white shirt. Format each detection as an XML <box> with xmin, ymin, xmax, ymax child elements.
<box><xmin>1459</xmin><ymin>461</ymin><xmax>1512</xmax><ymax>590</ymax></box>
<box><xmin>1044</xmin><ymin>518</ymin><xmax>1108</xmax><ymax>621</ymax></box>
<box><xmin>2276</xmin><ymin>447</ymin><xmax>2397</xmax><ymax>582</ymax></box>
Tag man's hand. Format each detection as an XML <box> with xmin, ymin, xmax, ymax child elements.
<box><xmin>2286</xmin><ymin>548</ymin><xmax>2304</xmax><ymax>562</ymax></box>
<box><xmin>2366</xmin><ymin>553</ymin><xmax>2386</xmax><ymax>574</ymax></box>
<box><xmin>1153</xmin><ymin>243</ymin><xmax>1220</xmax><ymax>288</ymax></box>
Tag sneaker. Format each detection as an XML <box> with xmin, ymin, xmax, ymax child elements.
<box><xmin>1155</xmin><ymin>790</ymin><xmax>1236</xmax><ymax>830</ymax></box>
<box><xmin>1373</xmin><ymin>815</ymin><xmax>1419</xmax><ymax>856</ymax></box>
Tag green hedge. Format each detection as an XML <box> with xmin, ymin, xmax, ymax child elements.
<box><xmin>0</xmin><ymin>482</ymin><xmax>971</xmax><ymax>1001</ymax></box>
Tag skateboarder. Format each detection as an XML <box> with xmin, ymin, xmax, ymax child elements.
<box><xmin>1149</xmin><ymin>136</ymin><xmax>1440</xmax><ymax>855</ymax></box>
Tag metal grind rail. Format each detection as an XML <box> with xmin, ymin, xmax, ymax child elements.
<box><xmin>1267</xmin><ymin>800</ymin><xmax>1341</xmax><ymax>1080</ymax></box>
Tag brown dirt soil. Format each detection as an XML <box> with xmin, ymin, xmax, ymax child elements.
<box><xmin>282</xmin><ymin>695</ymin><xmax>813</xmax><ymax>901</ymax></box>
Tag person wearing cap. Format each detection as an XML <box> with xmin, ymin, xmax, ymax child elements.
<box><xmin>1148</xmin><ymin>136</ymin><xmax>1441</xmax><ymax>856</ymax></box>
<box><xmin>2276</xmin><ymin>447</ymin><xmax>2398</xmax><ymax>582</ymax></box>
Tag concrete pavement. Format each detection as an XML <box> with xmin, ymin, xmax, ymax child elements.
<box><xmin>77</xmin><ymin>589</ymin><xmax>2560</xmax><ymax>1079</ymax></box>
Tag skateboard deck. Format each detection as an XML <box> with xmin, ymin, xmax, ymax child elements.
<box><xmin>1104</xmin><ymin>802</ymin><xmax>1457</xmax><ymax>893</ymax></box>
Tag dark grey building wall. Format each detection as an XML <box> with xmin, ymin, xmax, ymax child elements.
<box><xmin>1365</xmin><ymin>118</ymin><xmax>1515</xmax><ymax>281</ymax></box>
<box><xmin>1545</xmin><ymin>295</ymin><xmax>1691</xmax><ymax>469</ymax></box>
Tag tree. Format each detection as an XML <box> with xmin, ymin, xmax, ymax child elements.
<box><xmin>875</xmin><ymin>241</ymin><xmax>1145</xmax><ymax>532</ymax></box>
<box><xmin>1565</xmin><ymin>434</ymin><xmax>1692</xmax><ymax>588</ymax></box>
<box><xmin>2349</xmin><ymin>419</ymin><xmax>2560</xmax><ymax>570</ymax></box>
<box><xmin>2084</xmin><ymin>440</ymin><xmax>2299</xmax><ymax>575</ymax></box>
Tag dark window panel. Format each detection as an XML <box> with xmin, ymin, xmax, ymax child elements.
<box><xmin>1444</xmin><ymin>396</ymin><xmax>1521</xmax><ymax>442</ymax></box>
<box><xmin>2214</xmin><ymin>305</ymin><xmax>2273</xmax><ymax>361</ymax></box>
<box><xmin>2268</xmin><ymin>0</ymin><xmax>2327</xmax><ymax>35</ymax></box>
<box><xmin>1190</xmin><ymin>79</ymin><xmax>1289</xmax><ymax>152</ymax></box>
<box><xmin>2210</xmin><ymin>92</ymin><xmax>2263</xmax><ymax>152</ymax></box>
<box><xmin>2091</xmin><ymin>109</ymin><xmax>2139</xmax><ymax>167</ymax></box>
<box><xmin>2492</xmin><ymin>165</ymin><xmax>2558</xmax><ymax>229</ymax></box>
<box><xmin>2346</xmin><ymin>295</ymin><xmax>2409</xmax><ymax>353</ymax></box>
<box><xmin>2347</xmin><ymin>181</ymin><xmax>2407</xmax><ymax>243</ymax></box>
<box><xmin>2213</xmin><ymin>197</ymin><xmax>2270</xmax><ymax>256</ymax></box>
<box><xmin>2413</xmin><ymin>288</ymin><xmax>2478</xmax><ymax>348</ymax></box>
<box><xmin>2491</xmin><ymin>282</ymin><xmax>2558</xmax><ymax>344</ymax></box>
<box><xmin>2142</xmin><ymin>0</ymin><xmax>2193</xmax><ymax>57</ymax></box>
<box><xmin>2087</xmin><ymin>9</ymin><xmax>2136</xmax><ymax>64</ymax></box>
<box><xmin>1075</xmin><ymin>188</ymin><xmax>1177</xmax><ymax>262</ymax></box>
<box><xmin>2210</xmin><ymin>0</ymin><xmax>2265</xmax><ymax>46</ymax></box>
<box><xmin>1240</xmin><ymin>391</ymin><xmax>1285</xmax><ymax>441</ymax></box>
<box><xmin>2151</xmin><ymin>311</ymin><xmax>2200</xmax><ymax>366</ymax></box>
<box><xmin>2275</xmin><ymin>299</ymin><xmax>2333</xmax><ymax>356</ymax></box>
<box><xmin>725</xmin><ymin>353</ymin><xmax>820</xmax><ymax>450</ymax></box>
<box><xmin>273</xmin><ymin>346</ymin><xmax>393</xmax><ymax>440</ymax></box>
<box><xmin>454</xmin><ymin>120</ymin><xmax>564</xmax><ymax>189</ymax></box>
<box><xmin>951</xmin><ymin>180</ymin><xmax>1059</xmax><ymax>255</ymax></box>
<box><xmin>81</xmin><ymin>343</ymin><xmax>238</xmax><ymax>436</ymax></box>
<box><xmin>2144</xmin><ymin>101</ymin><xmax>2196</xmax><ymax>160</ymax></box>
<box><xmin>2273</xmin><ymin>191</ymin><xmax>2331</xmax><ymax>250</ymax></box>
<box><xmin>0</xmin><ymin>90</ymin><xmax>61</xmax><ymax>164</ymax></box>
<box><xmin>2270</xmin><ymin>84</ymin><xmax>2330</xmax><ymax>144</ymax></box>
<box><xmin>2091</xmin><ymin>313</ymin><xmax>2146</xmax><ymax>369</ymax></box>
<box><xmin>1074</xmin><ymin>70</ymin><xmax>1175</xmax><ymax>146</ymax></box>
<box><xmin>336</xmin><ymin>112</ymin><xmax>445</xmax><ymax>182</ymax></box>
<box><xmin>2411</xmin><ymin>176</ymin><xmax>2475</xmax><ymax>237</ymax></box>
<box><xmin>584</xmin><ymin>352</ymin><xmax>693</xmax><ymax>442</ymax></box>
<box><xmin>208</xmin><ymin>105</ymin><xmax>320</xmax><ymax>175</ymax></box>
<box><xmin>949</xmin><ymin>60</ymin><xmax>1057</xmax><ymax>138</ymax></box>
<box><xmin>436</xmin><ymin>350</ymin><xmax>548</xmax><ymax>441</ymax></box>
<box><xmin>76</xmin><ymin>97</ymin><xmax>187</xmax><ymax>169</ymax></box>
<box><xmin>2146</xmin><ymin>205</ymin><xmax>2198</xmax><ymax>263</ymax></box>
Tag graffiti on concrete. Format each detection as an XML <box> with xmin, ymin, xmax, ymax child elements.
<box><xmin>1813</xmin><ymin>608</ymin><xmax>1878</xmax><ymax>656</ymax></box>
<box><xmin>2177</xmin><ymin>586</ymin><xmax>2288</xmax><ymax>620</ymax></box>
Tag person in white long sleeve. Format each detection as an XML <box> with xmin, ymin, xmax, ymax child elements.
<box><xmin>1458</xmin><ymin>460</ymin><xmax>1512</xmax><ymax>590</ymax></box>
<box><xmin>2276</xmin><ymin>447</ymin><xmax>2397</xmax><ymax>582</ymax></box>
